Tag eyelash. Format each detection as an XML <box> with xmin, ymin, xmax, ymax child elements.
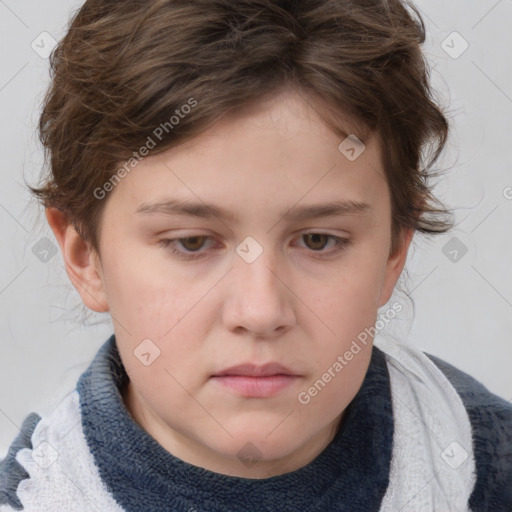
<box><xmin>158</xmin><ymin>233</ymin><xmax>351</xmax><ymax>261</ymax></box>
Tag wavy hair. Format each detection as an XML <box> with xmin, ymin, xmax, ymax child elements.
<box><xmin>28</xmin><ymin>0</ymin><xmax>454</xmax><ymax>259</ymax></box>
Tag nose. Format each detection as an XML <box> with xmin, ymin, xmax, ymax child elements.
<box><xmin>222</xmin><ymin>245</ymin><xmax>296</xmax><ymax>338</ymax></box>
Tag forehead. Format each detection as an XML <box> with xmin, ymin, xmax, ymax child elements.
<box><xmin>105</xmin><ymin>88</ymin><xmax>388</xmax><ymax>223</ymax></box>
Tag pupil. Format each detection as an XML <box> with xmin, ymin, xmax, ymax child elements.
<box><xmin>184</xmin><ymin>236</ymin><xmax>204</xmax><ymax>250</ymax></box>
<box><xmin>307</xmin><ymin>234</ymin><xmax>326</xmax><ymax>250</ymax></box>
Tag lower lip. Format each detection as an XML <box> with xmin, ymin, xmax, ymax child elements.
<box><xmin>210</xmin><ymin>375</ymin><xmax>298</xmax><ymax>398</ymax></box>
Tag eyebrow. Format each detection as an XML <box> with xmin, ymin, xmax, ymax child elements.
<box><xmin>135</xmin><ymin>198</ymin><xmax>372</xmax><ymax>222</ymax></box>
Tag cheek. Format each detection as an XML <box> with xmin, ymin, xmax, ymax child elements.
<box><xmin>294</xmin><ymin>260</ymin><xmax>379</xmax><ymax>412</ymax></box>
<box><xmin>303</xmin><ymin>254</ymin><xmax>385</xmax><ymax>327</ymax></box>
<box><xmin>100</xmin><ymin>249</ymin><xmax>209</xmax><ymax>382</ymax></box>
<box><xmin>100</xmin><ymin>242</ymin><xmax>202</xmax><ymax>334</ymax></box>
<box><xmin>293</xmin><ymin>332</ymin><xmax>372</xmax><ymax>438</ymax></box>
<box><xmin>295</xmin><ymin>254</ymin><xmax>385</xmax><ymax>378</ymax></box>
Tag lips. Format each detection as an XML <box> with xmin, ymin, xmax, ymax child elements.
<box><xmin>212</xmin><ymin>363</ymin><xmax>297</xmax><ymax>377</ymax></box>
<box><xmin>210</xmin><ymin>363</ymin><xmax>300</xmax><ymax>398</ymax></box>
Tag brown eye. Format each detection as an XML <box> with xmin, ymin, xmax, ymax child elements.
<box><xmin>296</xmin><ymin>233</ymin><xmax>351</xmax><ymax>259</ymax></box>
<box><xmin>158</xmin><ymin>235</ymin><xmax>214</xmax><ymax>261</ymax></box>
<box><xmin>160</xmin><ymin>232</ymin><xmax>350</xmax><ymax>262</ymax></box>
<box><xmin>179</xmin><ymin>236</ymin><xmax>207</xmax><ymax>251</ymax></box>
<box><xmin>303</xmin><ymin>233</ymin><xmax>330</xmax><ymax>251</ymax></box>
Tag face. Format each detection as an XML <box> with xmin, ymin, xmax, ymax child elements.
<box><xmin>51</xmin><ymin>87</ymin><xmax>412</xmax><ymax>478</ymax></box>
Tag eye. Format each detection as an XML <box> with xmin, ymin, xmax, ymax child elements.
<box><xmin>158</xmin><ymin>236</ymin><xmax>213</xmax><ymax>260</ymax></box>
<box><xmin>158</xmin><ymin>233</ymin><xmax>351</xmax><ymax>261</ymax></box>
<box><xmin>296</xmin><ymin>232</ymin><xmax>351</xmax><ymax>258</ymax></box>
<box><xmin>301</xmin><ymin>233</ymin><xmax>340</xmax><ymax>251</ymax></box>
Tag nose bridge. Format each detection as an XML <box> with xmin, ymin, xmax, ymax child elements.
<box><xmin>235</xmin><ymin>234</ymin><xmax>282</xmax><ymax>297</ymax></box>
<box><xmin>225</xmin><ymin>235</ymin><xmax>295</xmax><ymax>335</ymax></box>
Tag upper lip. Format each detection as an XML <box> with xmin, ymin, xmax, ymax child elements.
<box><xmin>212</xmin><ymin>363</ymin><xmax>298</xmax><ymax>377</ymax></box>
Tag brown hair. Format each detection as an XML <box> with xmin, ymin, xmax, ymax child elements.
<box><xmin>28</xmin><ymin>0</ymin><xmax>454</xmax><ymax>259</ymax></box>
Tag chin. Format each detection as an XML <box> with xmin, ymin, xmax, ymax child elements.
<box><xmin>212</xmin><ymin>427</ymin><xmax>305</xmax><ymax>464</ymax></box>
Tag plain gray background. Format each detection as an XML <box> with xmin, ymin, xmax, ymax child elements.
<box><xmin>1</xmin><ymin>0</ymin><xmax>511</xmax><ymax>458</ymax></box>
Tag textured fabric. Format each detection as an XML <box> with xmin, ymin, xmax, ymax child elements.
<box><xmin>0</xmin><ymin>414</ymin><xmax>41</xmax><ymax>510</ymax></box>
<box><xmin>425</xmin><ymin>353</ymin><xmax>512</xmax><ymax>511</ymax></box>
<box><xmin>0</xmin><ymin>333</ymin><xmax>511</xmax><ymax>511</ymax></box>
<box><xmin>375</xmin><ymin>336</ymin><xmax>476</xmax><ymax>511</ymax></box>
<box><xmin>6</xmin><ymin>390</ymin><xmax>124</xmax><ymax>512</ymax></box>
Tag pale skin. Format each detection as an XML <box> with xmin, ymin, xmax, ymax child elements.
<box><xmin>46</xmin><ymin>87</ymin><xmax>414</xmax><ymax>479</ymax></box>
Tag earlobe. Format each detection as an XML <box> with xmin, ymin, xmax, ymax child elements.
<box><xmin>377</xmin><ymin>228</ymin><xmax>414</xmax><ymax>308</ymax></box>
<box><xmin>45</xmin><ymin>207</ymin><xmax>109</xmax><ymax>313</ymax></box>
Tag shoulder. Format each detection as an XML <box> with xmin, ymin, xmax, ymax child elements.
<box><xmin>0</xmin><ymin>412</ymin><xmax>42</xmax><ymax>510</ymax></box>
<box><xmin>425</xmin><ymin>352</ymin><xmax>512</xmax><ymax>511</ymax></box>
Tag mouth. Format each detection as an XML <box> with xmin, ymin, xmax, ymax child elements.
<box><xmin>212</xmin><ymin>362</ymin><xmax>297</xmax><ymax>377</ymax></box>
<box><xmin>210</xmin><ymin>363</ymin><xmax>300</xmax><ymax>398</ymax></box>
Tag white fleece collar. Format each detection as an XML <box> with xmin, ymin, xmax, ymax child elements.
<box><xmin>375</xmin><ymin>333</ymin><xmax>477</xmax><ymax>511</ymax></box>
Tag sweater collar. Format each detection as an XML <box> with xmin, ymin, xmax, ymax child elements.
<box><xmin>77</xmin><ymin>334</ymin><xmax>393</xmax><ymax>511</ymax></box>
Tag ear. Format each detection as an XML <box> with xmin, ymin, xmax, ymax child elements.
<box><xmin>377</xmin><ymin>227</ymin><xmax>414</xmax><ymax>308</ymax></box>
<box><xmin>45</xmin><ymin>207</ymin><xmax>109</xmax><ymax>313</ymax></box>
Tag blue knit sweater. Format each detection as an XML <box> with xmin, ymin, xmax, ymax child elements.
<box><xmin>1</xmin><ymin>334</ymin><xmax>511</xmax><ymax>511</ymax></box>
